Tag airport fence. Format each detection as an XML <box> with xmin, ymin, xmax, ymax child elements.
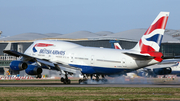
<box><xmin>0</xmin><ymin>56</ymin><xmax>17</xmax><ymax>61</ymax></box>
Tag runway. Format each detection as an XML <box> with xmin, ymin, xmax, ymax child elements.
<box><xmin>1</xmin><ymin>82</ymin><xmax>180</xmax><ymax>87</ymax></box>
<box><xmin>0</xmin><ymin>77</ymin><xmax>180</xmax><ymax>87</ymax></box>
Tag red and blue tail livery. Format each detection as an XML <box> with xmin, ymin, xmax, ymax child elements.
<box><xmin>132</xmin><ymin>12</ymin><xmax>169</xmax><ymax>62</ymax></box>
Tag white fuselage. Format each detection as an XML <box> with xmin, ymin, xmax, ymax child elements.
<box><xmin>24</xmin><ymin>40</ymin><xmax>159</xmax><ymax>75</ymax></box>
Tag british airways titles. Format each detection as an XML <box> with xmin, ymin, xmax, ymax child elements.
<box><xmin>39</xmin><ymin>48</ymin><xmax>65</xmax><ymax>55</ymax></box>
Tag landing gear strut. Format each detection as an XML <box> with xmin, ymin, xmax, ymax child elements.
<box><xmin>61</xmin><ymin>73</ymin><xmax>71</xmax><ymax>84</ymax></box>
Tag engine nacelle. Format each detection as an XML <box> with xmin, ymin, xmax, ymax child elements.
<box><xmin>25</xmin><ymin>65</ymin><xmax>42</xmax><ymax>75</ymax></box>
<box><xmin>10</xmin><ymin>60</ymin><xmax>28</xmax><ymax>71</ymax></box>
<box><xmin>153</xmin><ymin>67</ymin><xmax>172</xmax><ymax>75</ymax></box>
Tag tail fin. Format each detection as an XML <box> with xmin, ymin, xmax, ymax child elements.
<box><xmin>132</xmin><ymin>12</ymin><xmax>169</xmax><ymax>52</ymax></box>
<box><xmin>175</xmin><ymin>62</ymin><xmax>180</xmax><ymax>66</ymax></box>
<box><xmin>114</xmin><ymin>43</ymin><xmax>122</xmax><ymax>49</ymax></box>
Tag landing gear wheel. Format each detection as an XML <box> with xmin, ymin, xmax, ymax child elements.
<box><xmin>63</xmin><ymin>79</ymin><xmax>71</xmax><ymax>84</ymax></box>
<box><xmin>79</xmin><ymin>79</ymin><xmax>87</xmax><ymax>84</ymax></box>
<box><xmin>63</xmin><ymin>80</ymin><xmax>67</xmax><ymax>84</ymax></box>
<box><xmin>61</xmin><ymin>77</ymin><xmax>65</xmax><ymax>82</ymax></box>
<box><xmin>67</xmin><ymin>79</ymin><xmax>71</xmax><ymax>84</ymax></box>
<box><xmin>61</xmin><ymin>73</ymin><xmax>71</xmax><ymax>84</ymax></box>
<box><xmin>79</xmin><ymin>79</ymin><xmax>83</xmax><ymax>84</ymax></box>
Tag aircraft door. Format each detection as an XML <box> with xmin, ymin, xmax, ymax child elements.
<box><xmin>91</xmin><ymin>55</ymin><xmax>94</xmax><ymax>65</ymax></box>
<box><xmin>70</xmin><ymin>53</ymin><xmax>74</xmax><ymax>63</ymax></box>
<box><xmin>122</xmin><ymin>58</ymin><xmax>126</xmax><ymax>67</ymax></box>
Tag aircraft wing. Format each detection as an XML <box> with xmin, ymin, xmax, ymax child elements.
<box><xmin>3</xmin><ymin>50</ymin><xmax>22</xmax><ymax>57</ymax></box>
<box><xmin>3</xmin><ymin>50</ymin><xmax>81</xmax><ymax>74</ymax></box>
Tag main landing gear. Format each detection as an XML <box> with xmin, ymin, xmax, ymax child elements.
<box><xmin>60</xmin><ymin>73</ymin><xmax>71</xmax><ymax>84</ymax></box>
<box><xmin>79</xmin><ymin>74</ymin><xmax>108</xmax><ymax>84</ymax></box>
<box><xmin>60</xmin><ymin>73</ymin><xmax>108</xmax><ymax>84</ymax></box>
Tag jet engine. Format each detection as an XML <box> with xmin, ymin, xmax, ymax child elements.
<box><xmin>10</xmin><ymin>60</ymin><xmax>28</xmax><ymax>71</ymax></box>
<box><xmin>153</xmin><ymin>67</ymin><xmax>172</xmax><ymax>75</ymax></box>
<box><xmin>25</xmin><ymin>65</ymin><xmax>42</xmax><ymax>75</ymax></box>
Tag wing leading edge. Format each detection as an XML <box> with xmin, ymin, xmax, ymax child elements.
<box><xmin>3</xmin><ymin>50</ymin><xmax>81</xmax><ymax>74</ymax></box>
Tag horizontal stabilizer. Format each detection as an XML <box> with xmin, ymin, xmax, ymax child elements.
<box><xmin>124</xmin><ymin>52</ymin><xmax>154</xmax><ymax>60</ymax></box>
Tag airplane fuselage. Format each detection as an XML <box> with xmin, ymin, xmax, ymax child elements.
<box><xmin>24</xmin><ymin>40</ymin><xmax>159</xmax><ymax>75</ymax></box>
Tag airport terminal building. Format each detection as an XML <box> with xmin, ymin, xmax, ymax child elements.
<box><xmin>0</xmin><ymin>28</ymin><xmax>180</xmax><ymax>76</ymax></box>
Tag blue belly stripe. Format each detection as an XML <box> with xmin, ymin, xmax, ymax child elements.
<box><xmin>69</xmin><ymin>64</ymin><xmax>132</xmax><ymax>75</ymax></box>
<box><xmin>171</xmin><ymin>71</ymin><xmax>180</xmax><ymax>75</ymax></box>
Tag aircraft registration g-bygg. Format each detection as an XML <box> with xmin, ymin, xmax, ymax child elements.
<box><xmin>4</xmin><ymin>12</ymin><xmax>169</xmax><ymax>84</ymax></box>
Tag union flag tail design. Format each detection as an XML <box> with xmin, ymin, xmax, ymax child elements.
<box><xmin>132</xmin><ymin>12</ymin><xmax>169</xmax><ymax>62</ymax></box>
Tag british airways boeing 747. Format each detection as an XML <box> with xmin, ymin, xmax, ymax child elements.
<box><xmin>4</xmin><ymin>12</ymin><xmax>169</xmax><ymax>84</ymax></box>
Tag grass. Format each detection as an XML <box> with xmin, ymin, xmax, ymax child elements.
<box><xmin>0</xmin><ymin>87</ymin><xmax>180</xmax><ymax>101</ymax></box>
<box><xmin>0</xmin><ymin>78</ymin><xmax>179</xmax><ymax>101</ymax></box>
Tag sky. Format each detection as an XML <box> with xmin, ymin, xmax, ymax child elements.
<box><xmin>0</xmin><ymin>0</ymin><xmax>180</xmax><ymax>36</ymax></box>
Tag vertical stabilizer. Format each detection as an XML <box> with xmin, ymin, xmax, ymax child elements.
<box><xmin>132</xmin><ymin>12</ymin><xmax>169</xmax><ymax>52</ymax></box>
<box><xmin>4</xmin><ymin>43</ymin><xmax>12</xmax><ymax>50</ymax></box>
<box><xmin>114</xmin><ymin>43</ymin><xmax>122</xmax><ymax>49</ymax></box>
